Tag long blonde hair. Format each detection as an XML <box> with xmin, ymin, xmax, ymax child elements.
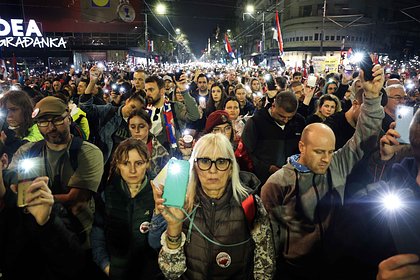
<box><xmin>185</xmin><ymin>133</ymin><xmax>248</xmax><ymax>212</ymax></box>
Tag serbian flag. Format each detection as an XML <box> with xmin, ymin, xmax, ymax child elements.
<box><xmin>273</xmin><ymin>10</ymin><xmax>284</xmax><ymax>55</ymax></box>
<box><xmin>224</xmin><ymin>33</ymin><xmax>235</xmax><ymax>58</ymax></box>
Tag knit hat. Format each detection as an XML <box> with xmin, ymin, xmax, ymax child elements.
<box><xmin>32</xmin><ymin>96</ymin><xmax>68</xmax><ymax>119</ymax></box>
<box><xmin>204</xmin><ymin>110</ymin><xmax>231</xmax><ymax>134</ymax></box>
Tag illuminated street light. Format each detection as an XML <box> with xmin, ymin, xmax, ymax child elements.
<box><xmin>246</xmin><ymin>4</ymin><xmax>255</xmax><ymax>14</ymax></box>
<box><xmin>156</xmin><ymin>3</ymin><xmax>167</xmax><ymax>15</ymax></box>
<box><xmin>175</xmin><ymin>28</ymin><xmax>181</xmax><ymax>35</ymax></box>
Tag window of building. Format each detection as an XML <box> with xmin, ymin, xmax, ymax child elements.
<box><xmin>304</xmin><ymin>36</ymin><xmax>308</xmax><ymax>41</ymax></box>
<box><xmin>351</xmin><ymin>36</ymin><xmax>355</xmax><ymax>41</ymax></box>
<box><xmin>300</xmin><ymin>36</ymin><xmax>304</xmax><ymax>41</ymax></box>
<box><xmin>299</xmin><ymin>5</ymin><xmax>313</xmax><ymax>17</ymax></box>
<box><xmin>325</xmin><ymin>36</ymin><xmax>330</xmax><ymax>41</ymax></box>
<box><xmin>314</xmin><ymin>33</ymin><xmax>319</xmax><ymax>40</ymax></box>
<box><xmin>330</xmin><ymin>35</ymin><xmax>335</xmax><ymax>41</ymax></box>
<box><xmin>317</xmin><ymin>4</ymin><xmax>323</xmax><ymax>16</ymax></box>
<box><xmin>309</xmin><ymin>36</ymin><xmax>313</xmax><ymax>41</ymax></box>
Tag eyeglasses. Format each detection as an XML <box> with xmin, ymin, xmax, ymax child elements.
<box><xmin>37</xmin><ymin>114</ymin><xmax>68</xmax><ymax>127</ymax></box>
<box><xmin>388</xmin><ymin>96</ymin><xmax>405</xmax><ymax>101</ymax></box>
<box><xmin>195</xmin><ymin>157</ymin><xmax>232</xmax><ymax>171</ymax></box>
<box><xmin>328</xmin><ymin>87</ymin><xmax>338</xmax><ymax>91</ymax></box>
<box><xmin>212</xmin><ymin>125</ymin><xmax>232</xmax><ymax>134</ymax></box>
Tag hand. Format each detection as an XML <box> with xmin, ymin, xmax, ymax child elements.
<box><xmin>377</xmin><ymin>254</ymin><xmax>420</xmax><ymax>280</ymax></box>
<box><xmin>380</xmin><ymin>122</ymin><xmax>405</xmax><ymax>161</ymax></box>
<box><xmin>342</xmin><ymin>70</ymin><xmax>353</xmax><ymax>85</ymax></box>
<box><xmin>303</xmin><ymin>82</ymin><xmax>315</xmax><ymax>97</ymax></box>
<box><xmin>0</xmin><ymin>131</ymin><xmax>7</xmax><ymax>146</ymax></box>
<box><xmin>178</xmin><ymin>137</ymin><xmax>195</xmax><ymax>157</ymax></box>
<box><xmin>25</xmin><ymin>177</ymin><xmax>54</xmax><ymax>226</ymax></box>
<box><xmin>151</xmin><ymin>180</ymin><xmax>185</xmax><ymax>236</ymax></box>
<box><xmin>176</xmin><ymin>74</ymin><xmax>188</xmax><ymax>92</ymax></box>
<box><xmin>361</xmin><ymin>64</ymin><xmax>384</xmax><ymax>98</ymax></box>
<box><xmin>89</xmin><ymin>66</ymin><xmax>99</xmax><ymax>82</ymax></box>
<box><xmin>104</xmin><ymin>264</ymin><xmax>110</xmax><ymax>276</ymax></box>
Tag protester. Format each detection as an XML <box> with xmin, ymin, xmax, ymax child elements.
<box><xmin>0</xmin><ymin>158</ymin><xmax>86</xmax><ymax>280</ymax></box>
<box><xmin>306</xmin><ymin>94</ymin><xmax>341</xmax><ymax>124</ymax></box>
<box><xmin>261</xmin><ymin>65</ymin><xmax>385</xmax><ymax>279</ymax></box>
<box><xmin>327</xmin><ymin>109</ymin><xmax>420</xmax><ymax>280</ymax></box>
<box><xmin>91</xmin><ymin>138</ymin><xmax>163</xmax><ymax>279</ymax></box>
<box><xmin>152</xmin><ymin>133</ymin><xmax>275</xmax><ymax>279</ymax></box>
<box><xmin>127</xmin><ymin>109</ymin><xmax>170</xmax><ymax>175</ymax></box>
<box><xmin>242</xmin><ymin>91</ymin><xmax>306</xmax><ymax>184</ymax></box>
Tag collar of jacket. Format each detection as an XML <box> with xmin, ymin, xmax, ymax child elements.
<box><xmin>289</xmin><ymin>154</ymin><xmax>311</xmax><ymax>173</ymax></box>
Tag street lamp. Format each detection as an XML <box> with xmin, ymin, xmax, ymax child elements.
<box><xmin>144</xmin><ymin>2</ymin><xmax>167</xmax><ymax>65</ymax></box>
<box><xmin>246</xmin><ymin>4</ymin><xmax>255</xmax><ymax>14</ymax></box>
<box><xmin>156</xmin><ymin>3</ymin><xmax>167</xmax><ymax>15</ymax></box>
<box><xmin>242</xmin><ymin>4</ymin><xmax>265</xmax><ymax>53</ymax></box>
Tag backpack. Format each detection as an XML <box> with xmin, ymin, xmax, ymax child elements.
<box><xmin>70</xmin><ymin>116</ymin><xmax>87</xmax><ymax>140</ymax></box>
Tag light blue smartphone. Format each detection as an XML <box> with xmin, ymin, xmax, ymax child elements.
<box><xmin>162</xmin><ymin>159</ymin><xmax>190</xmax><ymax>208</ymax></box>
<box><xmin>395</xmin><ymin>105</ymin><xmax>414</xmax><ymax>144</ymax></box>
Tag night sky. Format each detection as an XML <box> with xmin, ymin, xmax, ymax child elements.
<box><xmin>147</xmin><ymin>0</ymin><xmax>238</xmax><ymax>56</ymax></box>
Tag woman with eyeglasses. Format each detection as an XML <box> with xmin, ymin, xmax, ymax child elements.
<box><xmin>91</xmin><ymin>138</ymin><xmax>164</xmax><ymax>280</ymax></box>
<box><xmin>152</xmin><ymin>133</ymin><xmax>275</xmax><ymax>279</ymax></box>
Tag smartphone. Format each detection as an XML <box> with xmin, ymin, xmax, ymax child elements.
<box><xmin>17</xmin><ymin>157</ymin><xmax>45</xmax><ymax>207</ymax></box>
<box><xmin>358</xmin><ymin>52</ymin><xmax>374</xmax><ymax>81</ymax></box>
<box><xmin>395</xmin><ymin>105</ymin><xmax>414</xmax><ymax>144</ymax></box>
<box><xmin>307</xmin><ymin>74</ymin><xmax>317</xmax><ymax>88</ymax></box>
<box><xmin>162</xmin><ymin>159</ymin><xmax>190</xmax><ymax>208</ymax></box>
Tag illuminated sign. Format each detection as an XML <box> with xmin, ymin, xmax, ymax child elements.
<box><xmin>0</xmin><ymin>19</ymin><xmax>67</xmax><ymax>48</ymax></box>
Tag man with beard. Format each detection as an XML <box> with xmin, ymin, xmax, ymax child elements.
<box><xmin>145</xmin><ymin>75</ymin><xmax>200</xmax><ymax>155</ymax></box>
<box><xmin>9</xmin><ymin>96</ymin><xmax>103</xmax><ymax>257</ymax></box>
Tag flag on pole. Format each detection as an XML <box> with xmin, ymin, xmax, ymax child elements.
<box><xmin>273</xmin><ymin>10</ymin><xmax>284</xmax><ymax>55</ymax></box>
<box><xmin>224</xmin><ymin>33</ymin><xmax>235</xmax><ymax>58</ymax></box>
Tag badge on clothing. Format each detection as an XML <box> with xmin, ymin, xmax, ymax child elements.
<box><xmin>139</xmin><ymin>221</ymin><xmax>150</xmax><ymax>234</ymax></box>
<box><xmin>216</xmin><ymin>252</ymin><xmax>231</xmax><ymax>268</ymax></box>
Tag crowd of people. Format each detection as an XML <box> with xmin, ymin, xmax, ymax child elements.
<box><xmin>0</xmin><ymin>58</ymin><xmax>419</xmax><ymax>280</ymax></box>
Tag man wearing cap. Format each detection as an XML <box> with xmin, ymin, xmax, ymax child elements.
<box><xmin>163</xmin><ymin>75</ymin><xmax>175</xmax><ymax>100</ymax></box>
<box><xmin>9</xmin><ymin>96</ymin><xmax>103</xmax><ymax>251</ymax></box>
<box><xmin>242</xmin><ymin>91</ymin><xmax>306</xmax><ymax>184</ymax></box>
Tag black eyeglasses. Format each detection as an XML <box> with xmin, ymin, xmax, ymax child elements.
<box><xmin>195</xmin><ymin>157</ymin><xmax>232</xmax><ymax>171</ymax></box>
<box><xmin>153</xmin><ymin>107</ymin><xmax>161</xmax><ymax>121</ymax></box>
<box><xmin>37</xmin><ymin>114</ymin><xmax>68</xmax><ymax>127</ymax></box>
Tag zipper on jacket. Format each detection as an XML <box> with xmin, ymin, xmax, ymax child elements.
<box><xmin>312</xmin><ymin>180</ymin><xmax>325</xmax><ymax>243</ymax></box>
<box><xmin>206</xmin><ymin>200</ymin><xmax>216</xmax><ymax>277</ymax></box>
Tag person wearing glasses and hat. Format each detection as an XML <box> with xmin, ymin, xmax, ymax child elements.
<box><xmin>9</xmin><ymin>96</ymin><xmax>104</xmax><ymax>275</ymax></box>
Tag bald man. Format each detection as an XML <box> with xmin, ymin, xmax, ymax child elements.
<box><xmin>261</xmin><ymin>65</ymin><xmax>385</xmax><ymax>279</ymax></box>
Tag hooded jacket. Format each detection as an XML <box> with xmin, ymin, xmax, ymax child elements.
<box><xmin>261</xmin><ymin>95</ymin><xmax>384</xmax><ymax>279</ymax></box>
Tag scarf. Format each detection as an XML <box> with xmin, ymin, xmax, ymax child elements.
<box><xmin>147</xmin><ymin>100</ymin><xmax>177</xmax><ymax>148</ymax></box>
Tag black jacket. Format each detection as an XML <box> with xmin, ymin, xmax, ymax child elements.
<box><xmin>0</xmin><ymin>171</ymin><xmax>86</xmax><ymax>280</ymax></box>
<box><xmin>242</xmin><ymin>107</ymin><xmax>306</xmax><ymax>184</ymax></box>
